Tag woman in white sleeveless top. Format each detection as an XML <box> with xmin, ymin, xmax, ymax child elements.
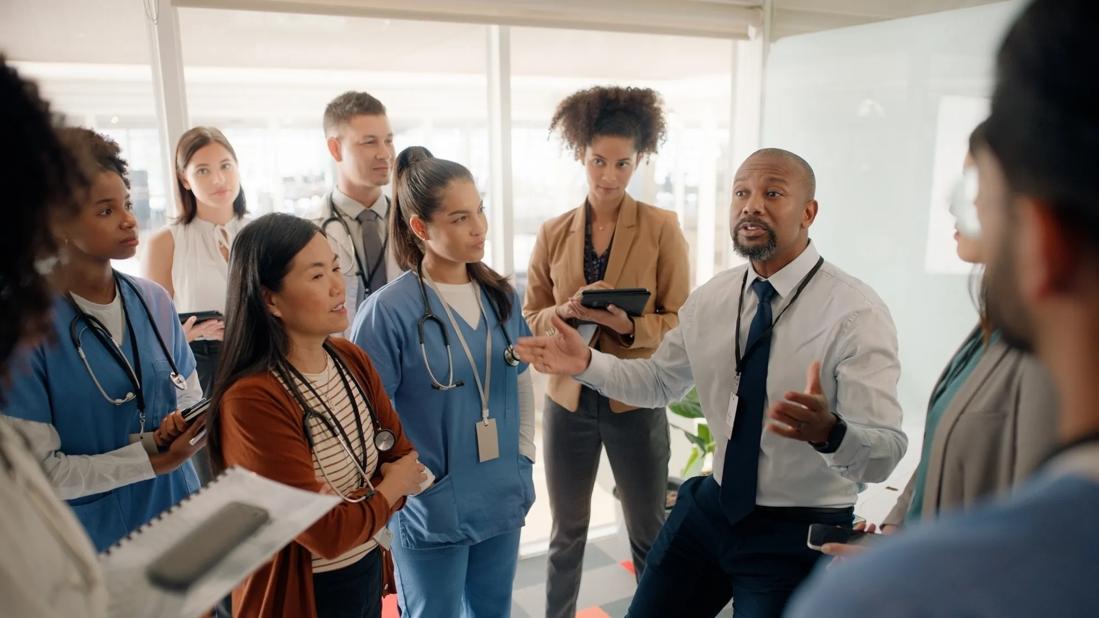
<box><xmin>145</xmin><ymin>127</ymin><xmax>248</xmax><ymax>486</ymax></box>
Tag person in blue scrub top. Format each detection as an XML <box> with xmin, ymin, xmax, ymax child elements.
<box><xmin>351</xmin><ymin>146</ymin><xmax>536</xmax><ymax>617</ymax></box>
<box><xmin>3</xmin><ymin>128</ymin><xmax>207</xmax><ymax>552</ymax></box>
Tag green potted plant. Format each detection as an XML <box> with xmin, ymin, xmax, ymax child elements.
<box><xmin>668</xmin><ymin>386</ymin><xmax>715</xmax><ymax>479</ymax></box>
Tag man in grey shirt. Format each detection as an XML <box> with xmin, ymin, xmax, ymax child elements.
<box><xmin>517</xmin><ymin>148</ymin><xmax>906</xmax><ymax>617</ymax></box>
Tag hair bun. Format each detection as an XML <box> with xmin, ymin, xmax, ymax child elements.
<box><xmin>395</xmin><ymin>145</ymin><xmax>434</xmax><ymax>179</ymax></box>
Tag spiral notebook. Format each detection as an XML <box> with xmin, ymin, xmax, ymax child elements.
<box><xmin>100</xmin><ymin>466</ymin><xmax>340</xmax><ymax>618</ymax></box>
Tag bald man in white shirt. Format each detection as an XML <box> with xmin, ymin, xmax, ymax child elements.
<box><xmin>516</xmin><ymin>148</ymin><xmax>907</xmax><ymax>618</ymax></box>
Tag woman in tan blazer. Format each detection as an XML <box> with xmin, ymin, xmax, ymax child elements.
<box><xmin>523</xmin><ymin>86</ymin><xmax>690</xmax><ymax>618</ymax></box>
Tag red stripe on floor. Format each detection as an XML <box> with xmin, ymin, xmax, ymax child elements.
<box><xmin>619</xmin><ymin>560</ymin><xmax>636</xmax><ymax>576</ymax></box>
<box><xmin>576</xmin><ymin>608</ymin><xmax>612</xmax><ymax>618</ymax></box>
<box><xmin>383</xmin><ymin>594</ymin><xmax>399</xmax><ymax>618</ymax></box>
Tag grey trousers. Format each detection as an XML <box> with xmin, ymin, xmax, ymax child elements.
<box><xmin>543</xmin><ymin>387</ymin><xmax>670</xmax><ymax>618</ymax></box>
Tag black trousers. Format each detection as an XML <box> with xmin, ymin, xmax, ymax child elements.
<box><xmin>188</xmin><ymin>339</ymin><xmax>220</xmax><ymax>486</ymax></box>
<box><xmin>312</xmin><ymin>551</ymin><xmax>384</xmax><ymax>618</ymax></box>
<box><xmin>626</xmin><ymin>475</ymin><xmax>852</xmax><ymax>618</ymax></box>
<box><xmin>543</xmin><ymin>388</ymin><xmax>670</xmax><ymax>618</ymax></box>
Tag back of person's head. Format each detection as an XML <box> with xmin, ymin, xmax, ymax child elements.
<box><xmin>208</xmin><ymin>212</ymin><xmax>321</xmax><ymax>471</ymax></box>
<box><xmin>0</xmin><ymin>58</ymin><xmax>87</xmax><ymax>381</ymax></box>
<box><xmin>323</xmin><ymin>91</ymin><xmax>387</xmax><ymax>139</ymax></box>
<box><xmin>174</xmin><ymin>126</ymin><xmax>246</xmax><ymax>224</ymax></box>
<box><xmin>391</xmin><ymin>145</ymin><xmax>514</xmax><ymax>318</ymax></box>
<box><xmin>549</xmin><ymin>86</ymin><xmax>667</xmax><ymax>160</ymax></box>
<box><xmin>986</xmin><ymin>0</ymin><xmax>1099</xmax><ymax>249</ymax></box>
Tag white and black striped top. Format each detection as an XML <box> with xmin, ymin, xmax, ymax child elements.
<box><xmin>277</xmin><ymin>355</ymin><xmax>380</xmax><ymax>573</ymax></box>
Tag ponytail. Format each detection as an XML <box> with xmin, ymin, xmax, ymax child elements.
<box><xmin>389</xmin><ymin>145</ymin><xmax>514</xmax><ymax>319</ymax></box>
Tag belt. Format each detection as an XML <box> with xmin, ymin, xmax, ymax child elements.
<box><xmin>752</xmin><ymin>505</ymin><xmax>854</xmax><ymax>522</ymax></box>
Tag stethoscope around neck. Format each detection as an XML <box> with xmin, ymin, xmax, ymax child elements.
<box><xmin>321</xmin><ymin>194</ymin><xmax>388</xmax><ymax>296</ymax></box>
<box><xmin>414</xmin><ymin>262</ymin><xmax>519</xmax><ymax>392</ymax></box>
<box><xmin>67</xmin><ymin>271</ymin><xmax>187</xmax><ymax>433</ymax></box>
<box><xmin>279</xmin><ymin>344</ymin><xmax>397</xmax><ymax>503</ymax></box>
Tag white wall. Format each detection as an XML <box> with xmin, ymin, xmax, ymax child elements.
<box><xmin>761</xmin><ymin>1</ymin><xmax>1023</xmax><ymax>516</ymax></box>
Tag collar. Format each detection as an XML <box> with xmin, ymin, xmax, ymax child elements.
<box><xmin>191</xmin><ymin>215</ymin><xmax>243</xmax><ymax>233</ymax></box>
<box><xmin>747</xmin><ymin>240</ymin><xmax>820</xmax><ymax>299</ymax></box>
<box><xmin>333</xmin><ymin>188</ymin><xmax>388</xmax><ymax>221</ymax></box>
<box><xmin>1044</xmin><ymin>435</ymin><xmax>1099</xmax><ymax>482</ymax></box>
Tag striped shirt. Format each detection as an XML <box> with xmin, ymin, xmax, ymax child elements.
<box><xmin>277</xmin><ymin>355</ymin><xmax>380</xmax><ymax>573</ymax></box>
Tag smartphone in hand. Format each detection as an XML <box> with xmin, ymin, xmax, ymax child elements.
<box><xmin>806</xmin><ymin>523</ymin><xmax>882</xmax><ymax>551</ymax></box>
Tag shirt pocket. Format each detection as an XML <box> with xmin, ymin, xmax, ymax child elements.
<box><xmin>68</xmin><ymin>491</ymin><xmax>128</xmax><ymax>552</ymax></box>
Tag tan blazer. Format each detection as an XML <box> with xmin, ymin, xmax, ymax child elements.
<box><xmin>523</xmin><ymin>194</ymin><xmax>690</xmax><ymax>412</ymax></box>
<box><xmin>884</xmin><ymin>329</ymin><xmax>1059</xmax><ymax>525</ymax></box>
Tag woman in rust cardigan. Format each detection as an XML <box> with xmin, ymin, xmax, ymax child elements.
<box><xmin>524</xmin><ymin>86</ymin><xmax>690</xmax><ymax>618</ymax></box>
<box><xmin>209</xmin><ymin>213</ymin><xmax>427</xmax><ymax>618</ymax></box>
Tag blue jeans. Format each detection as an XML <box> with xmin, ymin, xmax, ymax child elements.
<box><xmin>627</xmin><ymin>476</ymin><xmax>852</xmax><ymax>618</ymax></box>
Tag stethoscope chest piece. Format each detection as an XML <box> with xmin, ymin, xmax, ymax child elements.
<box><xmin>503</xmin><ymin>345</ymin><xmax>519</xmax><ymax>368</ymax></box>
<box><xmin>374</xmin><ymin>429</ymin><xmax>396</xmax><ymax>452</ymax></box>
<box><xmin>169</xmin><ymin>372</ymin><xmax>187</xmax><ymax>390</ymax></box>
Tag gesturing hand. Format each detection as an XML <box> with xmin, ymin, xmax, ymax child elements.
<box><xmin>514</xmin><ymin>315</ymin><xmax>593</xmax><ymax>376</ymax></box>
<box><xmin>767</xmin><ymin>360</ymin><xmax>837</xmax><ymax>444</ymax></box>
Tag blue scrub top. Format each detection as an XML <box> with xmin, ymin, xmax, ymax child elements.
<box><xmin>3</xmin><ymin>274</ymin><xmax>199</xmax><ymax>552</ymax></box>
<box><xmin>352</xmin><ymin>271</ymin><xmax>534</xmax><ymax>549</ymax></box>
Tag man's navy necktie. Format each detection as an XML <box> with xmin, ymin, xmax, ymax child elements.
<box><xmin>720</xmin><ymin>278</ymin><xmax>777</xmax><ymax>523</ymax></box>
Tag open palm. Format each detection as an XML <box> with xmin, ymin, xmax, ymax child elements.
<box><xmin>514</xmin><ymin>315</ymin><xmax>592</xmax><ymax>375</ymax></box>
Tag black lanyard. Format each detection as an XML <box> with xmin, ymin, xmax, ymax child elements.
<box><xmin>281</xmin><ymin>347</ymin><xmax>372</xmax><ymax>475</ymax></box>
<box><xmin>733</xmin><ymin>256</ymin><xmax>825</xmax><ymax>375</ymax></box>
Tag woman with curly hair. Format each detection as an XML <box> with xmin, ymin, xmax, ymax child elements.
<box><xmin>3</xmin><ymin>126</ymin><xmax>206</xmax><ymax>553</ymax></box>
<box><xmin>0</xmin><ymin>57</ymin><xmax>104</xmax><ymax>617</ymax></box>
<box><xmin>523</xmin><ymin>85</ymin><xmax>690</xmax><ymax>617</ymax></box>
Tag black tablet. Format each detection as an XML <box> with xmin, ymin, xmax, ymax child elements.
<box><xmin>178</xmin><ymin>310</ymin><xmax>223</xmax><ymax>325</ymax></box>
<box><xmin>579</xmin><ymin>288</ymin><xmax>651</xmax><ymax>317</ymax></box>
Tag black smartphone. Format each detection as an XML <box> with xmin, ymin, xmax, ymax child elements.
<box><xmin>806</xmin><ymin>523</ymin><xmax>881</xmax><ymax>551</ymax></box>
<box><xmin>178</xmin><ymin>310</ymin><xmax>223</xmax><ymax>325</ymax></box>
<box><xmin>180</xmin><ymin>398</ymin><xmax>211</xmax><ymax>425</ymax></box>
<box><xmin>146</xmin><ymin>501</ymin><xmax>270</xmax><ymax>592</ymax></box>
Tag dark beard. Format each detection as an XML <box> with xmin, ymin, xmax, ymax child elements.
<box><xmin>732</xmin><ymin>223</ymin><xmax>778</xmax><ymax>262</ymax></box>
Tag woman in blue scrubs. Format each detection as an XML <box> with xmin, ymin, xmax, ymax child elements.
<box><xmin>351</xmin><ymin>146</ymin><xmax>535</xmax><ymax>616</ymax></box>
<box><xmin>3</xmin><ymin>128</ymin><xmax>206</xmax><ymax>552</ymax></box>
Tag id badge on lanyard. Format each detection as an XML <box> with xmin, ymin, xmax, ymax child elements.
<box><xmin>429</xmin><ymin>277</ymin><xmax>500</xmax><ymax>463</ymax></box>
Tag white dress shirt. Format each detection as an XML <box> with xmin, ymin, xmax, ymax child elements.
<box><xmin>578</xmin><ymin>241</ymin><xmax>906</xmax><ymax>508</ymax></box>
<box><xmin>314</xmin><ymin>189</ymin><xmax>402</xmax><ymax>337</ymax></box>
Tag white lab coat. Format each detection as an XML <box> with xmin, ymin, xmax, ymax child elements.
<box><xmin>0</xmin><ymin>415</ymin><xmax>107</xmax><ymax>617</ymax></box>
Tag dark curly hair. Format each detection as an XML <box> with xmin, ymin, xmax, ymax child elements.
<box><xmin>0</xmin><ymin>58</ymin><xmax>87</xmax><ymax>384</ymax></box>
<box><xmin>549</xmin><ymin>86</ymin><xmax>667</xmax><ymax>160</ymax></box>
<box><xmin>57</xmin><ymin>127</ymin><xmax>129</xmax><ymax>190</ymax></box>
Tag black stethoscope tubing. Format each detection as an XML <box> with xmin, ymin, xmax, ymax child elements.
<box><xmin>322</xmin><ymin>195</ymin><xmax>388</xmax><ymax>296</ymax></box>
<box><xmin>67</xmin><ymin>271</ymin><xmax>186</xmax><ymax>416</ymax></box>
<box><xmin>413</xmin><ymin>262</ymin><xmax>519</xmax><ymax>392</ymax></box>
<box><xmin>280</xmin><ymin>343</ymin><xmax>395</xmax><ymax>458</ymax></box>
